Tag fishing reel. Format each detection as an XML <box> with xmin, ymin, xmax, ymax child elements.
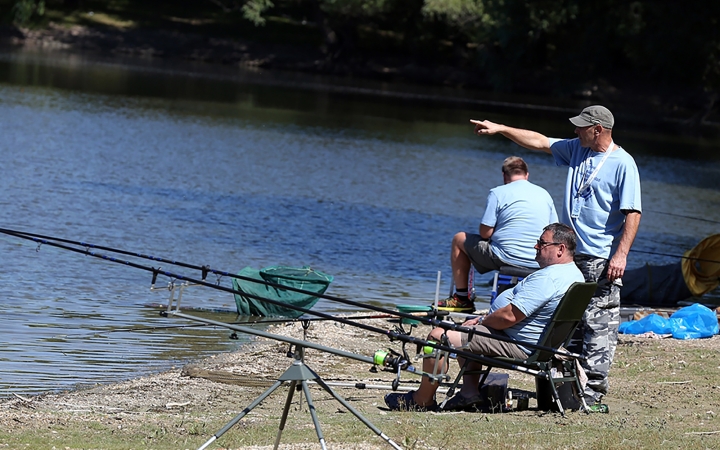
<box><xmin>371</xmin><ymin>348</ymin><xmax>410</xmax><ymax>390</ymax></box>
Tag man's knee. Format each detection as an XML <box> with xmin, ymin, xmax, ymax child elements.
<box><xmin>428</xmin><ymin>327</ymin><xmax>445</xmax><ymax>341</ymax></box>
<box><xmin>428</xmin><ymin>328</ymin><xmax>464</xmax><ymax>348</ymax></box>
<box><xmin>452</xmin><ymin>232</ymin><xmax>468</xmax><ymax>249</ymax></box>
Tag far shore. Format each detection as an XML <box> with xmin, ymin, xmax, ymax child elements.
<box><xmin>2</xmin><ymin>22</ymin><xmax>719</xmax><ymax>137</ymax></box>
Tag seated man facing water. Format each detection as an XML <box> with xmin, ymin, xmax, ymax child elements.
<box><xmin>437</xmin><ymin>156</ymin><xmax>557</xmax><ymax>313</ymax></box>
<box><xmin>386</xmin><ymin>223</ymin><xmax>583</xmax><ymax>411</ymax></box>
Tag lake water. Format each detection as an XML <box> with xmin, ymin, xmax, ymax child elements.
<box><xmin>1</xmin><ymin>49</ymin><xmax>719</xmax><ymax>397</ymax></box>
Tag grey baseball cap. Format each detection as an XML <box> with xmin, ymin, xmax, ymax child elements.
<box><xmin>569</xmin><ymin>105</ymin><xmax>614</xmax><ymax>129</ymax></box>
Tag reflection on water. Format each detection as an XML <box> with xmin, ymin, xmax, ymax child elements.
<box><xmin>0</xmin><ymin>48</ymin><xmax>719</xmax><ymax>397</ymax></box>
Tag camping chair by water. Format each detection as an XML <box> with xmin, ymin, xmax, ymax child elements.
<box><xmin>443</xmin><ymin>281</ymin><xmax>597</xmax><ymax>416</ymax></box>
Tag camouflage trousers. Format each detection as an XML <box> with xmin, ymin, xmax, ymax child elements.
<box><xmin>568</xmin><ymin>254</ymin><xmax>621</xmax><ymax>403</ymax></box>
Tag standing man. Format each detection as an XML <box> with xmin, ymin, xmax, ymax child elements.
<box><xmin>471</xmin><ymin>105</ymin><xmax>642</xmax><ymax>408</ymax></box>
<box><xmin>437</xmin><ymin>156</ymin><xmax>557</xmax><ymax>313</ymax></box>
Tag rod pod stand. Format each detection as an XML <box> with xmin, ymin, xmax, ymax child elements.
<box><xmin>196</xmin><ymin>343</ymin><xmax>403</xmax><ymax>450</ymax></box>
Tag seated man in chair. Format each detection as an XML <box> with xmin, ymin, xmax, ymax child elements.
<box><xmin>386</xmin><ymin>223</ymin><xmax>583</xmax><ymax>411</ymax></box>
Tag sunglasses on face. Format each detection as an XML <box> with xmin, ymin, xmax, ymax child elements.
<box><xmin>536</xmin><ymin>239</ymin><xmax>562</xmax><ymax>248</ymax></box>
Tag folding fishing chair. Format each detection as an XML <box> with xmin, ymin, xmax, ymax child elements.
<box><xmin>490</xmin><ymin>265</ymin><xmax>538</xmax><ymax>304</ymax></box>
<box><xmin>442</xmin><ymin>281</ymin><xmax>597</xmax><ymax>416</ymax></box>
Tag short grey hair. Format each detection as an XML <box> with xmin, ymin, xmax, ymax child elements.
<box><xmin>543</xmin><ymin>223</ymin><xmax>576</xmax><ymax>255</ymax></box>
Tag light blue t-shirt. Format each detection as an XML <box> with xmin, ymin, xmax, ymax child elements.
<box><xmin>482</xmin><ymin>179</ymin><xmax>558</xmax><ymax>268</ymax></box>
<box><xmin>549</xmin><ymin>138</ymin><xmax>642</xmax><ymax>259</ymax></box>
<box><xmin>491</xmin><ymin>262</ymin><xmax>585</xmax><ymax>353</ymax></box>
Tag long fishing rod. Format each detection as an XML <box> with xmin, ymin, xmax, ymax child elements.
<box><xmin>0</xmin><ymin>228</ymin><xmax>445</xmax><ymax>331</ymax></box>
<box><xmin>169</xmin><ymin>310</ymin><xmax>549</xmax><ymax>380</ymax></box>
<box><xmin>1</xmin><ymin>227</ymin><xmax>582</xmax><ymax>360</ymax></box>
<box><xmin>230</xmin><ymin>313</ymin><xmax>448</xmax><ymax>326</ymax></box>
<box><xmin>4</xmin><ymin>225</ymin><xmax>552</xmax><ymax>380</ymax></box>
<box><xmin>143</xmin><ymin>300</ymin><xmax>450</xmax><ymax>324</ymax></box>
<box><xmin>52</xmin><ymin>310</ymin><xmax>446</xmax><ymax>341</ymax></box>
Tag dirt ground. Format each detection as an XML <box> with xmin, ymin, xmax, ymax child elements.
<box><xmin>2</xmin><ymin>318</ymin><xmax>719</xmax><ymax>449</ymax></box>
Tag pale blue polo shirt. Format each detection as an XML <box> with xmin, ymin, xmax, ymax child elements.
<box><xmin>482</xmin><ymin>179</ymin><xmax>558</xmax><ymax>268</ymax></box>
<box><xmin>549</xmin><ymin>138</ymin><xmax>642</xmax><ymax>259</ymax></box>
<box><xmin>490</xmin><ymin>262</ymin><xmax>585</xmax><ymax>353</ymax></box>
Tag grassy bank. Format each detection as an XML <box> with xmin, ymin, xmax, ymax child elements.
<box><xmin>1</xmin><ymin>320</ymin><xmax>719</xmax><ymax>449</ymax></box>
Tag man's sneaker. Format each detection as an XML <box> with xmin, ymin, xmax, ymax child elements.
<box><xmin>384</xmin><ymin>391</ymin><xmax>438</xmax><ymax>412</ymax></box>
<box><xmin>440</xmin><ymin>392</ymin><xmax>483</xmax><ymax>412</ymax></box>
<box><xmin>436</xmin><ymin>294</ymin><xmax>475</xmax><ymax>313</ymax></box>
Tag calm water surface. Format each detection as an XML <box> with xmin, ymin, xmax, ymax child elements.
<box><xmin>1</xmin><ymin>50</ymin><xmax>719</xmax><ymax>396</ymax></box>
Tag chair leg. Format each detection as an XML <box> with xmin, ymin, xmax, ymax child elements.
<box><xmin>440</xmin><ymin>358</ymin><xmax>471</xmax><ymax>409</ymax></box>
<box><xmin>477</xmin><ymin>367</ymin><xmax>491</xmax><ymax>388</ymax></box>
<box><xmin>571</xmin><ymin>373</ymin><xmax>591</xmax><ymax>414</ymax></box>
<box><xmin>547</xmin><ymin>377</ymin><xmax>566</xmax><ymax>417</ymax></box>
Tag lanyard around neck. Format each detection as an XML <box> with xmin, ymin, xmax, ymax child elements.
<box><xmin>576</xmin><ymin>141</ymin><xmax>616</xmax><ymax>197</ymax></box>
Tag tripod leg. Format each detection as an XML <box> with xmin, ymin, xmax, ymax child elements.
<box><xmin>301</xmin><ymin>381</ymin><xmax>328</xmax><ymax>450</ymax></box>
<box><xmin>314</xmin><ymin>378</ymin><xmax>403</xmax><ymax>450</ymax></box>
<box><xmin>273</xmin><ymin>381</ymin><xmax>298</xmax><ymax>450</ymax></box>
<box><xmin>198</xmin><ymin>380</ymin><xmax>284</xmax><ymax>450</ymax></box>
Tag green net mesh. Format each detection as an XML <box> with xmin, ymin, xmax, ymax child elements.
<box><xmin>233</xmin><ymin>266</ymin><xmax>333</xmax><ymax>318</ymax></box>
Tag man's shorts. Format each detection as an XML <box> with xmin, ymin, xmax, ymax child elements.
<box><xmin>463</xmin><ymin>233</ymin><xmax>505</xmax><ymax>274</ymax></box>
<box><xmin>460</xmin><ymin>324</ymin><xmax>528</xmax><ymax>360</ymax></box>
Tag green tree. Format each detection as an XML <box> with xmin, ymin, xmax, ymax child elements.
<box><xmin>11</xmin><ymin>0</ymin><xmax>45</xmax><ymax>25</ymax></box>
<box><xmin>208</xmin><ymin>0</ymin><xmax>274</xmax><ymax>25</ymax></box>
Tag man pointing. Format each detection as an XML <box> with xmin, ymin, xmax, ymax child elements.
<box><xmin>471</xmin><ymin>105</ymin><xmax>642</xmax><ymax>408</ymax></box>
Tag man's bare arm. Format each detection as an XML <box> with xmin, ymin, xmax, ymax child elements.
<box><xmin>607</xmin><ymin>210</ymin><xmax>641</xmax><ymax>282</ymax></box>
<box><xmin>471</xmin><ymin>119</ymin><xmax>552</xmax><ymax>154</ymax></box>
<box><xmin>481</xmin><ymin>304</ymin><xmax>526</xmax><ymax>330</ymax></box>
<box><xmin>479</xmin><ymin>224</ymin><xmax>494</xmax><ymax>240</ymax></box>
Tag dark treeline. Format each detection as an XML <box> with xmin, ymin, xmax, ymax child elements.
<box><xmin>2</xmin><ymin>0</ymin><xmax>719</xmax><ymax>126</ymax></box>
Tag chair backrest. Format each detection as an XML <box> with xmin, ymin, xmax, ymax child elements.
<box><xmin>527</xmin><ymin>281</ymin><xmax>597</xmax><ymax>363</ymax></box>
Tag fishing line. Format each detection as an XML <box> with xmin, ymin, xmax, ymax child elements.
<box><xmin>630</xmin><ymin>249</ymin><xmax>720</xmax><ymax>266</ymax></box>
<box><xmin>48</xmin><ymin>322</ymin><xmax>218</xmax><ymax>340</ymax></box>
<box><xmin>0</xmin><ymin>227</ymin><xmax>580</xmax><ymax>359</ymax></box>
<box><xmin>648</xmin><ymin>211</ymin><xmax>720</xmax><ymax>225</ymax></box>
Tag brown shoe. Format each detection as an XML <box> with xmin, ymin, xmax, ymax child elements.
<box><xmin>436</xmin><ymin>294</ymin><xmax>475</xmax><ymax>313</ymax></box>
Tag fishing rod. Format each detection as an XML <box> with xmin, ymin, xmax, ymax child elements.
<box><xmin>1</xmin><ymin>227</ymin><xmax>583</xmax><ymax>361</ymax></box>
<box><xmin>50</xmin><ymin>310</ymin><xmax>447</xmax><ymax>342</ymax></box>
<box><xmin>144</xmin><ymin>300</ymin><xmax>450</xmax><ymax>324</ymax></box>
<box><xmin>0</xmin><ymin>227</ymin><xmax>446</xmax><ymax>332</ymax></box>
<box><xmin>226</xmin><ymin>311</ymin><xmax>450</xmax><ymax>326</ymax></box>
<box><xmin>1</xmin><ymin>227</ymin><xmax>583</xmax><ymax>358</ymax></box>
<box><xmin>169</xmin><ymin>309</ymin><xmax>549</xmax><ymax>382</ymax></box>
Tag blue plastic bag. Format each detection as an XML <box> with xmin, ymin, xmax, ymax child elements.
<box><xmin>619</xmin><ymin>313</ymin><xmax>673</xmax><ymax>335</ymax></box>
<box><xmin>669</xmin><ymin>303</ymin><xmax>719</xmax><ymax>339</ymax></box>
<box><xmin>619</xmin><ymin>303</ymin><xmax>719</xmax><ymax>339</ymax></box>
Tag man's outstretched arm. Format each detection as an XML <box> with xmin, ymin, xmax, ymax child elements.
<box><xmin>471</xmin><ymin>119</ymin><xmax>552</xmax><ymax>154</ymax></box>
